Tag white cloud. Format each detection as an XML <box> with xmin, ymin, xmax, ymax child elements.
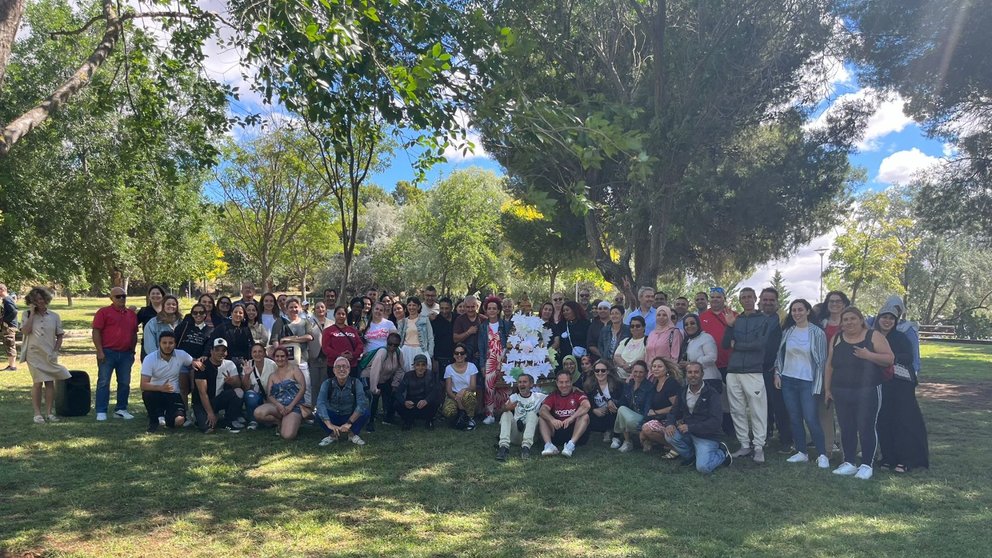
<box><xmin>806</xmin><ymin>88</ymin><xmax>915</xmax><ymax>152</ymax></box>
<box><xmin>876</xmin><ymin>148</ymin><xmax>943</xmax><ymax>185</ymax></box>
<box><xmin>744</xmin><ymin>229</ymin><xmax>839</xmax><ymax>304</ymax></box>
<box><xmin>441</xmin><ymin>109</ymin><xmax>490</xmax><ymax>162</ymax></box>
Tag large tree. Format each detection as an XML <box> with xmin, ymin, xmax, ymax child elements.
<box><xmin>842</xmin><ymin>0</ymin><xmax>992</xmax><ymax>239</ymax></box>
<box><xmin>475</xmin><ymin>0</ymin><xmax>866</xmax><ymax>303</ymax></box>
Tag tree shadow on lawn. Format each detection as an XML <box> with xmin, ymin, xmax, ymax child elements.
<box><xmin>1</xmin><ymin>387</ymin><xmax>990</xmax><ymax>557</ymax></box>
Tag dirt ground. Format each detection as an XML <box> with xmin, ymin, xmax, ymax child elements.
<box><xmin>918</xmin><ymin>380</ymin><xmax>992</xmax><ymax>407</ymax></box>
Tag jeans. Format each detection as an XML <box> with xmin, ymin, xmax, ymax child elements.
<box><xmin>370</xmin><ymin>382</ymin><xmax>396</xmax><ymax>424</ymax></box>
<box><xmin>833</xmin><ymin>385</ymin><xmax>881</xmax><ymax>467</ymax></box>
<box><xmin>780</xmin><ymin>376</ymin><xmax>824</xmax><ymax>456</ymax></box>
<box><xmin>96</xmin><ymin>349</ymin><xmax>134</xmax><ymax>413</ymax></box>
<box><xmin>665</xmin><ymin>429</ymin><xmax>726</xmax><ymax>474</ymax></box>
<box><xmin>244</xmin><ymin>391</ymin><xmax>264</xmax><ymax>421</ymax></box>
<box><xmin>320</xmin><ymin>410</ymin><xmax>371</xmax><ymax>436</ymax></box>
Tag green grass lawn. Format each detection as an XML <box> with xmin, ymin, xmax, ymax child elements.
<box><xmin>1</xmin><ymin>332</ymin><xmax>990</xmax><ymax>556</ymax></box>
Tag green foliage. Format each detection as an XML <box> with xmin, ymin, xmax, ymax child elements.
<box><xmin>842</xmin><ymin>0</ymin><xmax>992</xmax><ymax>239</ymax></box>
<box><xmin>500</xmin><ymin>197</ymin><xmax>590</xmax><ymax>294</ymax></box>
<box><xmin>769</xmin><ymin>270</ymin><xmax>793</xmax><ymax>304</ymax></box>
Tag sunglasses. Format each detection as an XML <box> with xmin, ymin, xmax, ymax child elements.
<box><xmin>553</xmin><ymin>298</ymin><xmax>563</xmax><ymax>302</ymax></box>
<box><xmin>192</xmin><ymin>311</ymin><xmax>205</xmax><ymax>315</ymax></box>
<box><xmin>454</xmin><ymin>351</ymin><xmax>467</xmax><ymax>356</ymax></box>
<box><xmin>113</xmin><ymin>294</ymin><xmax>127</xmax><ymax>299</ymax></box>
<box><xmin>594</xmin><ymin>368</ymin><xmax>609</xmax><ymax>373</ymax></box>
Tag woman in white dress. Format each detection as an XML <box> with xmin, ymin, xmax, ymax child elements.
<box><xmin>20</xmin><ymin>287</ymin><xmax>70</xmax><ymax>424</ymax></box>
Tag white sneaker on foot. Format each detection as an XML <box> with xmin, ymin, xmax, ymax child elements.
<box><xmin>96</xmin><ymin>412</ymin><xmax>108</xmax><ymax>421</ymax></box>
<box><xmin>610</xmin><ymin>437</ymin><xmax>622</xmax><ymax>449</ymax></box>
<box><xmin>618</xmin><ymin>441</ymin><xmax>633</xmax><ymax>453</ymax></box>
<box><xmin>482</xmin><ymin>415</ymin><xmax>496</xmax><ymax>425</ymax></box>
<box><xmin>349</xmin><ymin>434</ymin><xmax>366</xmax><ymax>446</ymax></box>
<box><xmin>817</xmin><ymin>454</ymin><xmax>830</xmax><ymax>469</ymax></box>
<box><xmin>602</xmin><ymin>431</ymin><xmax>612</xmax><ymax>443</ymax></box>
<box><xmin>786</xmin><ymin>452</ymin><xmax>809</xmax><ymax>463</ymax></box>
<box><xmin>833</xmin><ymin>462</ymin><xmax>858</xmax><ymax>476</ymax></box>
<box><xmin>562</xmin><ymin>440</ymin><xmax>577</xmax><ymax>457</ymax></box>
<box><xmin>854</xmin><ymin>464</ymin><xmax>873</xmax><ymax>480</ymax></box>
<box><xmin>47</xmin><ymin>414</ymin><xmax>59</xmax><ymax>423</ymax></box>
<box><xmin>730</xmin><ymin>446</ymin><xmax>752</xmax><ymax>458</ymax></box>
<box><xmin>183</xmin><ymin>418</ymin><xmax>194</xmax><ymax>427</ymax></box>
<box><xmin>753</xmin><ymin>446</ymin><xmax>765</xmax><ymax>463</ymax></box>
<box><xmin>158</xmin><ymin>416</ymin><xmax>167</xmax><ymax>426</ymax></box>
<box><xmin>541</xmin><ymin>443</ymin><xmax>559</xmax><ymax>456</ymax></box>
<box><xmin>114</xmin><ymin>410</ymin><xmax>135</xmax><ymax>420</ymax></box>
<box><xmin>318</xmin><ymin>436</ymin><xmax>336</xmax><ymax>447</ymax></box>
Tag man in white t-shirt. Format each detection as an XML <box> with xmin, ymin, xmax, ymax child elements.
<box><xmin>421</xmin><ymin>285</ymin><xmax>441</xmax><ymax>319</ymax></box>
<box><xmin>496</xmin><ymin>374</ymin><xmax>546</xmax><ymax>461</ymax></box>
<box><xmin>140</xmin><ymin>331</ymin><xmax>201</xmax><ymax>432</ymax></box>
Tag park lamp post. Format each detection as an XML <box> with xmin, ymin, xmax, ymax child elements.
<box><xmin>815</xmin><ymin>247</ymin><xmax>829</xmax><ymax>302</ymax></box>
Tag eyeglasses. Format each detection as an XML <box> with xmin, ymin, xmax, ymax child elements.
<box><xmin>113</xmin><ymin>294</ymin><xmax>127</xmax><ymax>299</ymax></box>
<box><xmin>453</xmin><ymin>351</ymin><xmax>467</xmax><ymax>356</ymax></box>
<box><xmin>192</xmin><ymin>311</ymin><xmax>205</xmax><ymax>315</ymax></box>
<box><xmin>594</xmin><ymin>368</ymin><xmax>608</xmax><ymax>373</ymax></box>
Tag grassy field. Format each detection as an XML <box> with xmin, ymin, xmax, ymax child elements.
<box><xmin>1</xmin><ymin>301</ymin><xmax>990</xmax><ymax>557</ymax></box>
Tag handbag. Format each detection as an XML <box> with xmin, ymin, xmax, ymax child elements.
<box><xmin>892</xmin><ymin>363</ymin><xmax>913</xmax><ymax>382</ymax></box>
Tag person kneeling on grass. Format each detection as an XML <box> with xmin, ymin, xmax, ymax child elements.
<box><xmin>316</xmin><ymin>356</ymin><xmax>371</xmax><ymax>447</ymax></box>
<box><xmin>496</xmin><ymin>373</ymin><xmax>546</xmax><ymax>461</ymax></box>
<box><xmin>540</xmin><ymin>370</ymin><xmax>592</xmax><ymax>457</ymax></box>
<box><xmin>663</xmin><ymin>362</ymin><xmax>732</xmax><ymax>474</ymax></box>
<box><xmin>141</xmin><ymin>332</ymin><xmax>198</xmax><ymax>433</ymax></box>
<box><xmin>395</xmin><ymin>354</ymin><xmax>442</xmax><ymax>430</ymax></box>
<box><xmin>192</xmin><ymin>338</ymin><xmax>247</xmax><ymax>434</ymax></box>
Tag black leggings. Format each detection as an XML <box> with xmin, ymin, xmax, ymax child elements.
<box><xmin>833</xmin><ymin>385</ymin><xmax>880</xmax><ymax>467</ymax></box>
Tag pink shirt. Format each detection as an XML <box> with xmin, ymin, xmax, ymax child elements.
<box><xmin>645</xmin><ymin>325</ymin><xmax>683</xmax><ymax>364</ymax></box>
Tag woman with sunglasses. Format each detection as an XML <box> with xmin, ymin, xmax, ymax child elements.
<box><xmin>443</xmin><ymin>343</ymin><xmax>478</xmax><ymax>430</ymax></box>
<box><xmin>174</xmin><ymin>303</ymin><xmax>214</xmax><ymax>408</ymax></box>
<box><xmin>216</xmin><ymin>296</ymin><xmax>234</xmax><ymax>321</ymax></box>
<box><xmin>613</xmin><ymin>316</ymin><xmax>647</xmax><ymax>380</ymax></box>
<box><xmin>583</xmin><ymin>360</ymin><xmax>623</xmax><ymax>444</ymax></box>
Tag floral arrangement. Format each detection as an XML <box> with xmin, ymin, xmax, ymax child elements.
<box><xmin>501</xmin><ymin>314</ymin><xmax>557</xmax><ymax>388</ymax></box>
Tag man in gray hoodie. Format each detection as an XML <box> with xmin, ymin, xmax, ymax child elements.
<box><xmin>722</xmin><ymin>287</ymin><xmax>781</xmax><ymax>463</ymax></box>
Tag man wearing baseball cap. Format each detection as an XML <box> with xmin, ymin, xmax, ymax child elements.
<box><xmin>191</xmin><ymin>338</ymin><xmax>247</xmax><ymax>433</ymax></box>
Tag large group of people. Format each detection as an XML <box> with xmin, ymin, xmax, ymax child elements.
<box><xmin>12</xmin><ymin>280</ymin><xmax>930</xmax><ymax>477</ymax></box>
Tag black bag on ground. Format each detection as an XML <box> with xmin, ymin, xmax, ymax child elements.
<box><xmin>55</xmin><ymin>370</ymin><xmax>91</xmax><ymax>416</ymax></box>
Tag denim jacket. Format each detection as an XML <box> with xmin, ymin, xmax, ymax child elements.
<box><xmin>397</xmin><ymin>314</ymin><xmax>435</xmax><ymax>356</ymax></box>
<box><xmin>316</xmin><ymin>376</ymin><xmax>369</xmax><ymax>419</ymax></box>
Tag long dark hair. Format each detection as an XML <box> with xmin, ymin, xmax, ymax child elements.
<box><xmin>818</xmin><ymin>290</ymin><xmax>851</xmax><ymax>322</ymax></box>
<box><xmin>562</xmin><ymin>300</ymin><xmax>587</xmax><ymax>322</ymax></box>
<box><xmin>782</xmin><ymin>299</ymin><xmax>814</xmax><ymax>330</ymax></box>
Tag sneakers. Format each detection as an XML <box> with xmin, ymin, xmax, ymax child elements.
<box><xmin>816</xmin><ymin>454</ymin><xmax>830</xmax><ymax>469</ymax></box>
<box><xmin>720</xmin><ymin>442</ymin><xmax>733</xmax><ymax>467</ymax></box>
<box><xmin>496</xmin><ymin>446</ymin><xmax>509</xmax><ymax>461</ymax></box>
<box><xmin>33</xmin><ymin>415</ymin><xmax>45</xmax><ymax>424</ymax></box>
<box><xmin>520</xmin><ymin>446</ymin><xmax>531</xmax><ymax>460</ymax></box>
<box><xmin>247</xmin><ymin>421</ymin><xmax>258</xmax><ymax>431</ymax></box>
<box><xmin>602</xmin><ymin>431</ymin><xmax>612</xmax><ymax>443</ymax></box>
<box><xmin>618</xmin><ymin>441</ymin><xmax>633</xmax><ymax>453</ymax></box>
<box><xmin>730</xmin><ymin>446</ymin><xmax>752</xmax><ymax>458</ymax></box>
<box><xmin>482</xmin><ymin>415</ymin><xmax>496</xmax><ymax>425</ymax></box>
<box><xmin>753</xmin><ymin>447</ymin><xmax>765</xmax><ymax>464</ymax></box>
<box><xmin>349</xmin><ymin>434</ymin><xmax>366</xmax><ymax>446</ymax></box>
<box><xmin>786</xmin><ymin>452</ymin><xmax>809</xmax><ymax>463</ymax></box>
<box><xmin>224</xmin><ymin>425</ymin><xmax>241</xmax><ymax>434</ymax></box>
<box><xmin>47</xmin><ymin>414</ymin><xmax>59</xmax><ymax>423</ymax></box>
<box><xmin>541</xmin><ymin>443</ymin><xmax>559</xmax><ymax>456</ymax></box>
<box><xmin>465</xmin><ymin>419</ymin><xmax>476</xmax><ymax>431</ymax></box>
<box><xmin>562</xmin><ymin>441</ymin><xmax>576</xmax><ymax>457</ymax></box>
<box><xmin>832</xmin><ymin>462</ymin><xmax>858</xmax><ymax>476</ymax></box>
<box><xmin>158</xmin><ymin>416</ymin><xmax>167</xmax><ymax>427</ymax></box>
<box><xmin>318</xmin><ymin>435</ymin><xmax>336</xmax><ymax>446</ymax></box>
<box><xmin>114</xmin><ymin>410</ymin><xmax>135</xmax><ymax>420</ymax></box>
<box><xmin>854</xmin><ymin>464</ymin><xmax>873</xmax><ymax>480</ymax></box>
<box><xmin>183</xmin><ymin>418</ymin><xmax>195</xmax><ymax>427</ymax></box>
<box><xmin>231</xmin><ymin>418</ymin><xmax>246</xmax><ymax>429</ymax></box>
<box><xmin>610</xmin><ymin>437</ymin><xmax>622</xmax><ymax>449</ymax></box>
<box><xmin>96</xmin><ymin>412</ymin><xmax>108</xmax><ymax>421</ymax></box>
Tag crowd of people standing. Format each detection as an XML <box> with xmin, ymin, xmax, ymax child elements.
<box><xmin>10</xmin><ymin>280</ymin><xmax>930</xmax><ymax>477</ymax></box>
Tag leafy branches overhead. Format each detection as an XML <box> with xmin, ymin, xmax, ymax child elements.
<box><xmin>475</xmin><ymin>0</ymin><xmax>864</xmax><ymax>301</ymax></box>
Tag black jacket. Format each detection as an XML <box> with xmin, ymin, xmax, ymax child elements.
<box><xmin>210</xmin><ymin>322</ymin><xmax>254</xmax><ymax>360</ymax></box>
<box><xmin>174</xmin><ymin>317</ymin><xmax>213</xmax><ymax>359</ymax></box>
<box><xmin>665</xmin><ymin>382</ymin><xmax>723</xmax><ymax>440</ymax></box>
<box><xmin>394</xmin><ymin>370</ymin><xmax>443</xmax><ymax>408</ymax></box>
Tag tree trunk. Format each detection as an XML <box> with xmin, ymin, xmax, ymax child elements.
<box><xmin>66</xmin><ymin>292</ymin><xmax>74</xmax><ymax>307</ymax></box>
<box><xmin>339</xmin><ymin>251</ymin><xmax>352</xmax><ymax>299</ymax></box>
<box><xmin>549</xmin><ymin>267</ymin><xmax>558</xmax><ymax>297</ymax></box>
<box><xmin>0</xmin><ymin>0</ymin><xmax>26</xmax><ymax>87</ymax></box>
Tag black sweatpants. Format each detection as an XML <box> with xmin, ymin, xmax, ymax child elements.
<box><xmin>142</xmin><ymin>391</ymin><xmax>186</xmax><ymax>428</ymax></box>
<box><xmin>193</xmin><ymin>390</ymin><xmax>243</xmax><ymax>431</ymax></box>
<box><xmin>764</xmin><ymin>370</ymin><xmax>793</xmax><ymax>446</ymax></box>
<box><xmin>395</xmin><ymin>402</ymin><xmax>440</xmax><ymax>426</ymax></box>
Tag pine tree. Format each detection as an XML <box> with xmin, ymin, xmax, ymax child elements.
<box><xmin>770</xmin><ymin>269</ymin><xmax>792</xmax><ymax>303</ymax></box>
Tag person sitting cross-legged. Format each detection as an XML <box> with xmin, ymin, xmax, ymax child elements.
<box><xmin>496</xmin><ymin>373</ymin><xmax>547</xmax><ymax>461</ymax></box>
<box><xmin>394</xmin><ymin>354</ymin><xmax>443</xmax><ymax>430</ymax></box>
<box><xmin>539</xmin><ymin>370</ymin><xmax>592</xmax><ymax>457</ymax></box>
<box><xmin>316</xmin><ymin>356</ymin><xmax>372</xmax><ymax>447</ymax></box>
<box><xmin>663</xmin><ymin>361</ymin><xmax>732</xmax><ymax>474</ymax></box>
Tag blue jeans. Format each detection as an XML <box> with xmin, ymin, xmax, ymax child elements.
<box><xmin>96</xmin><ymin>349</ymin><xmax>134</xmax><ymax>413</ymax></box>
<box><xmin>665</xmin><ymin>429</ymin><xmax>726</xmax><ymax>474</ymax></box>
<box><xmin>781</xmin><ymin>375</ymin><xmax>825</xmax><ymax>455</ymax></box>
<box><xmin>320</xmin><ymin>410</ymin><xmax>371</xmax><ymax>436</ymax></box>
<box><xmin>245</xmin><ymin>391</ymin><xmax>264</xmax><ymax>421</ymax></box>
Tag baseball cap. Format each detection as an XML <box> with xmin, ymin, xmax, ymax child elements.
<box><xmin>413</xmin><ymin>354</ymin><xmax>429</xmax><ymax>365</ymax></box>
<box><xmin>213</xmin><ymin>338</ymin><xmax>228</xmax><ymax>348</ymax></box>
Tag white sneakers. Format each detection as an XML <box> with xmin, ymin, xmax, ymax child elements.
<box><xmin>158</xmin><ymin>416</ymin><xmax>167</xmax><ymax>426</ymax></box>
<box><xmin>541</xmin><ymin>443</ymin><xmax>560</xmax><ymax>456</ymax></box>
<box><xmin>786</xmin><ymin>452</ymin><xmax>809</xmax><ymax>463</ymax></box>
<box><xmin>854</xmin><ymin>464</ymin><xmax>873</xmax><ymax>480</ymax></box>
<box><xmin>832</xmin><ymin>462</ymin><xmax>858</xmax><ymax>476</ymax></box>
<box><xmin>730</xmin><ymin>446</ymin><xmax>753</xmax><ymax>458</ymax></box>
<box><xmin>753</xmin><ymin>447</ymin><xmax>765</xmax><ymax>464</ymax></box>
<box><xmin>609</xmin><ymin>438</ymin><xmax>622</xmax><ymax>449</ymax></box>
<box><xmin>618</xmin><ymin>441</ymin><xmax>633</xmax><ymax>453</ymax></box>
<box><xmin>562</xmin><ymin>441</ymin><xmax>576</xmax><ymax>457</ymax></box>
<box><xmin>482</xmin><ymin>416</ymin><xmax>496</xmax><ymax>426</ymax></box>
<box><xmin>320</xmin><ymin>434</ymin><xmax>365</xmax><ymax>446</ymax></box>
<box><xmin>114</xmin><ymin>410</ymin><xmax>135</xmax><ymax>420</ymax></box>
<box><xmin>318</xmin><ymin>436</ymin><xmax>336</xmax><ymax>447</ymax></box>
<box><xmin>33</xmin><ymin>415</ymin><xmax>46</xmax><ymax>424</ymax></box>
<box><xmin>96</xmin><ymin>412</ymin><xmax>108</xmax><ymax>421</ymax></box>
<box><xmin>816</xmin><ymin>454</ymin><xmax>830</xmax><ymax>469</ymax></box>
<box><xmin>349</xmin><ymin>435</ymin><xmax>366</xmax><ymax>446</ymax></box>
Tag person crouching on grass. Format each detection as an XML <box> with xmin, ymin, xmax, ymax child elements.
<box><xmin>664</xmin><ymin>362</ymin><xmax>732</xmax><ymax>474</ymax></box>
<box><xmin>316</xmin><ymin>356</ymin><xmax>371</xmax><ymax>447</ymax></box>
<box><xmin>539</xmin><ymin>370</ymin><xmax>592</xmax><ymax>457</ymax></box>
<box><xmin>140</xmin><ymin>331</ymin><xmax>198</xmax><ymax>433</ymax></box>
<box><xmin>394</xmin><ymin>354</ymin><xmax>442</xmax><ymax>430</ymax></box>
<box><xmin>496</xmin><ymin>373</ymin><xmax>547</xmax><ymax>461</ymax></box>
